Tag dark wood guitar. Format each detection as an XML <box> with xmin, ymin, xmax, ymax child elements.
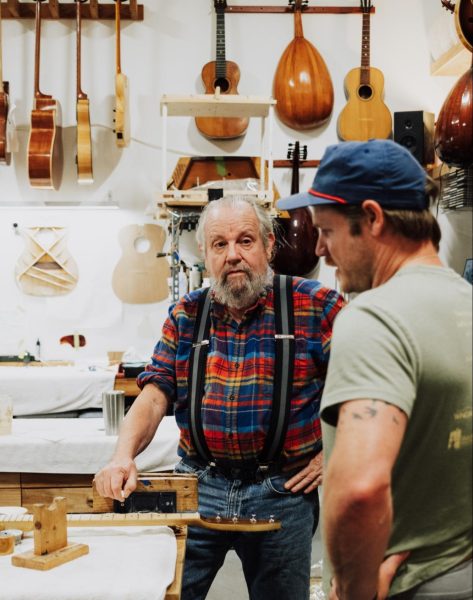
<box><xmin>337</xmin><ymin>0</ymin><xmax>392</xmax><ymax>141</ymax></box>
<box><xmin>27</xmin><ymin>0</ymin><xmax>63</xmax><ymax>189</ymax></box>
<box><xmin>273</xmin><ymin>142</ymin><xmax>319</xmax><ymax>277</ymax></box>
<box><xmin>441</xmin><ymin>0</ymin><xmax>473</xmax><ymax>52</ymax></box>
<box><xmin>76</xmin><ymin>0</ymin><xmax>93</xmax><ymax>183</ymax></box>
<box><xmin>273</xmin><ymin>0</ymin><xmax>334</xmax><ymax>130</ymax></box>
<box><xmin>114</xmin><ymin>0</ymin><xmax>130</xmax><ymax>147</ymax></box>
<box><xmin>0</xmin><ymin>1</ymin><xmax>11</xmax><ymax>164</ymax></box>
<box><xmin>195</xmin><ymin>0</ymin><xmax>249</xmax><ymax>139</ymax></box>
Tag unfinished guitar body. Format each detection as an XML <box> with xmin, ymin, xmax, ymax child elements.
<box><xmin>77</xmin><ymin>98</ymin><xmax>93</xmax><ymax>182</ymax></box>
<box><xmin>337</xmin><ymin>67</ymin><xmax>392</xmax><ymax>141</ymax></box>
<box><xmin>15</xmin><ymin>227</ymin><xmax>78</xmax><ymax>296</ymax></box>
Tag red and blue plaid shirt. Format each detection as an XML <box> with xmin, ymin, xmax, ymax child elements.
<box><xmin>138</xmin><ymin>277</ymin><xmax>344</xmax><ymax>467</ymax></box>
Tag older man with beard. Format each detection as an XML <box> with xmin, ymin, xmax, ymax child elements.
<box><xmin>94</xmin><ymin>196</ymin><xmax>344</xmax><ymax>600</ymax></box>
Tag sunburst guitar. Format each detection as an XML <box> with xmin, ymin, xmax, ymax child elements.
<box><xmin>337</xmin><ymin>0</ymin><xmax>392</xmax><ymax>141</ymax></box>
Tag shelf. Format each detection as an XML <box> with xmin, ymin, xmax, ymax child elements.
<box><xmin>1</xmin><ymin>0</ymin><xmax>143</xmax><ymax>21</ymax></box>
<box><xmin>160</xmin><ymin>94</ymin><xmax>276</xmax><ymax>118</ymax></box>
<box><xmin>431</xmin><ymin>42</ymin><xmax>471</xmax><ymax>76</ymax></box>
<box><xmin>224</xmin><ymin>4</ymin><xmax>375</xmax><ymax>14</ymax></box>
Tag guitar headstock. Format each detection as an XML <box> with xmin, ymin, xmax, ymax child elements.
<box><xmin>440</xmin><ymin>0</ymin><xmax>455</xmax><ymax>13</ymax></box>
<box><xmin>214</xmin><ymin>0</ymin><xmax>227</xmax><ymax>13</ymax></box>
<box><xmin>361</xmin><ymin>0</ymin><xmax>372</xmax><ymax>13</ymax></box>
<box><xmin>289</xmin><ymin>0</ymin><xmax>309</xmax><ymax>11</ymax></box>
<box><xmin>287</xmin><ymin>141</ymin><xmax>308</xmax><ymax>162</ymax></box>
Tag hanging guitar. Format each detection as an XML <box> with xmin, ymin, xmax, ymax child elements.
<box><xmin>195</xmin><ymin>0</ymin><xmax>249</xmax><ymax>140</ymax></box>
<box><xmin>273</xmin><ymin>142</ymin><xmax>319</xmax><ymax>277</ymax></box>
<box><xmin>441</xmin><ymin>0</ymin><xmax>473</xmax><ymax>52</ymax></box>
<box><xmin>273</xmin><ymin>0</ymin><xmax>334</xmax><ymax>130</ymax></box>
<box><xmin>337</xmin><ymin>0</ymin><xmax>392</xmax><ymax>141</ymax></box>
<box><xmin>113</xmin><ymin>0</ymin><xmax>130</xmax><ymax>147</ymax></box>
<box><xmin>436</xmin><ymin>1</ymin><xmax>473</xmax><ymax>167</ymax></box>
<box><xmin>27</xmin><ymin>0</ymin><xmax>63</xmax><ymax>189</ymax></box>
<box><xmin>0</xmin><ymin>0</ymin><xmax>11</xmax><ymax>164</ymax></box>
<box><xmin>76</xmin><ymin>0</ymin><xmax>93</xmax><ymax>183</ymax></box>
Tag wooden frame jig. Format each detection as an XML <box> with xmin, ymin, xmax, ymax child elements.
<box><xmin>0</xmin><ymin>0</ymin><xmax>143</xmax><ymax>21</ymax></box>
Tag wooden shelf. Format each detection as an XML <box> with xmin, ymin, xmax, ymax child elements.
<box><xmin>160</xmin><ymin>94</ymin><xmax>276</xmax><ymax>118</ymax></box>
<box><xmin>224</xmin><ymin>4</ymin><xmax>375</xmax><ymax>14</ymax></box>
<box><xmin>431</xmin><ymin>42</ymin><xmax>471</xmax><ymax>76</ymax></box>
<box><xmin>1</xmin><ymin>0</ymin><xmax>144</xmax><ymax>21</ymax></box>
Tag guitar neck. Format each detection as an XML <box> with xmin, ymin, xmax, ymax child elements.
<box><xmin>215</xmin><ymin>10</ymin><xmax>226</xmax><ymax>79</ymax></box>
<box><xmin>76</xmin><ymin>0</ymin><xmax>86</xmax><ymax>99</ymax></box>
<box><xmin>360</xmin><ymin>10</ymin><xmax>371</xmax><ymax>84</ymax></box>
<box><xmin>33</xmin><ymin>0</ymin><xmax>45</xmax><ymax>98</ymax></box>
<box><xmin>115</xmin><ymin>0</ymin><xmax>122</xmax><ymax>75</ymax></box>
<box><xmin>0</xmin><ymin>0</ymin><xmax>4</xmax><ymax>89</ymax></box>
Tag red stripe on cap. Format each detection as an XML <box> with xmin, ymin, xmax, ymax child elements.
<box><xmin>308</xmin><ymin>188</ymin><xmax>348</xmax><ymax>204</ymax></box>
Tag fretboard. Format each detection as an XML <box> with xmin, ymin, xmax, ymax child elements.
<box><xmin>215</xmin><ymin>10</ymin><xmax>227</xmax><ymax>79</ymax></box>
<box><xmin>360</xmin><ymin>11</ymin><xmax>371</xmax><ymax>84</ymax></box>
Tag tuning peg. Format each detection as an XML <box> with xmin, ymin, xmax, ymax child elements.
<box><xmin>269</xmin><ymin>514</ymin><xmax>275</xmax><ymax>523</ymax></box>
<box><xmin>250</xmin><ymin>514</ymin><xmax>257</xmax><ymax>524</ymax></box>
<box><xmin>216</xmin><ymin>513</ymin><xmax>222</xmax><ymax>522</ymax></box>
<box><xmin>232</xmin><ymin>513</ymin><xmax>238</xmax><ymax>523</ymax></box>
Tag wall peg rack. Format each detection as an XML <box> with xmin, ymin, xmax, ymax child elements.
<box><xmin>224</xmin><ymin>3</ymin><xmax>375</xmax><ymax>14</ymax></box>
<box><xmin>0</xmin><ymin>0</ymin><xmax>143</xmax><ymax>21</ymax></box>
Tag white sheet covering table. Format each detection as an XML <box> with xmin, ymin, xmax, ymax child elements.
<box><xmin>0</xmin><ymin>417</ymin><xmax>180</xmax><ymax>474</ymax></box>
<box><xmin>0</xmin><ymin>526</ymin><xmax>177</xmax><ymax>600</ymax></box>
<box><xmin>0</xmin><ymin>366</ymin><xmax>118</xmax><ymax>416</ymax></box>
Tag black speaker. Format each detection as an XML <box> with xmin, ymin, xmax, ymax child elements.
<box><xmin>394</xmin><ymin>111</ymin><xmax>435</xmax><ymax>166</ymax></box>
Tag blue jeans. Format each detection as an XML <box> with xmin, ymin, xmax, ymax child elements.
<box><xmin>175</xmin><ymin>457</ymin><xmax>319</xmax><ymax>600</ymax></box>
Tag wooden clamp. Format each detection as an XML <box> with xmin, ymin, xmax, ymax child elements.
<box><xmin>11</xmin><ymin>497</ymin><xmax>89</xmax><ymax>571</ymax></box>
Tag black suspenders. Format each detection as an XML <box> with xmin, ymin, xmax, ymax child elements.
<box><xmin>187</xmin><ymin>275</ymin><xmax>295</xmax><ymax>467</ymax></box>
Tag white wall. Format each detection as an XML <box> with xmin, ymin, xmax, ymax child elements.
<box><xmin>0</xmin><ymin>0</ymin><xmax>471</xmax><ymax>361</ymax></box>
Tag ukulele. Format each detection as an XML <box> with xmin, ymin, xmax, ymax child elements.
<box><xmin>76</xmin><ymin>0</ymin><xmax>93</xmax><ymax>183</ymax></box>
<box><xmin>195</xmin><ymin>0</ymin><xmax>249</xmax><ymax>140</ymax></box>
<box><xmin>0</xmin><ymin>1</ymin><xmax>10</xmax><ymax>164</ymax></box>
<box><xmin>27</xmin><ymin>0</ymin><xmax>63</xmax><ymax>189</ymax></box>
<box><xmin>337</xmin><ymin>0</ymin><xmax>392</xmax><ymax>141</ymax></box>
<box><xmin>273</xmin><ymin>142</ymin><xmax>319</xmax><ymax>277</ymax></box>
<box><xmin>441</xmin><ymin>0</ymin><xmax>473</xmax><ymax>52</ymax></box>
<box><xmin>113</xmin><ymin>0</ymin><xmax>130</xmax><ymax>147</ymax></box>
<box><xmin>273</xmin><ymin>0</ymin><xmax>334</xmax><ymax>130</ymax></box>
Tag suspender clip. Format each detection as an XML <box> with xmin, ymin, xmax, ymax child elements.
<box><xmin>192</xmin><ymin>339</ymin><xmax>209</xmax><ymax>348</ymax></box>
<box><xmin>274</xmin><ymin>334</ymin><xmax>294</xmax><ymax>340</ymax></box>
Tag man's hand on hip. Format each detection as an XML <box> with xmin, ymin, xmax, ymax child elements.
<box><xmin>284</xmin><ymin>451</ymin><xmax>323</xmax><ymax>494</ymax></box>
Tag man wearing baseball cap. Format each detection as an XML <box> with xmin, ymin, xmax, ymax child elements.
<box><xmin>278</xmin><ymin>139</ymin><xmax>472</xmax><ymax>599</ymax></box>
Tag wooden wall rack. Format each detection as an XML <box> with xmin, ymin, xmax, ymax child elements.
<box><xmin>0</xmin><ymin>0</ymin><xmax>144</xmax><ymax>21</ymax></box>
<box><xmin>224</xmin><ymin>4</ymin><xmax>375</xmax><ymax>14</ymax></box>
<box><xmin>273</xmin><ymin>159</ymin><xmax>320</xmax><ymax>168</ymax></box>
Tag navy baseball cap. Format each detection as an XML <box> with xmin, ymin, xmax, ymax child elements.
<box><xmin>277</xmin><ymin>139</ymin><xmax>428</xmax><ymax>211</ymax></box>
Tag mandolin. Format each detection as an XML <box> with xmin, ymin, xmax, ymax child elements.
<box><xmin>27</xmin><ymin>0</ymin><xmax>63</xmax><ymax>189</ymax></box>
<box><xmin>273</xmin><ymin>142</ymin><xmax>319</xmax><ymax>276</ymax></box>
<box><xmin>76</xmin><ymin>0</ymin><xmax>93</xmax><ymax>183</ymax></box>
<box><xmin>273</xmin><ymin>0</ymin><xmax>333</xmax><ymax>130</ymax></box>
<box><xmin>337</xmin><ymin>0</ymin><xmax>392</xmax><ymax>141</ymax></box>
<box><xmin>195</xmin><ymin>0</ymin><xmax>249</xmax><ymax>140</ymax></box>
<box><xmin>441</xmin><ymin>0</ymin><xmax>473</xmax><ymax>52</ymax></box>
<box><xmin>113</xmin><ymin>0</ymin><xmax>130</xmax><ymax>147</ymax></box>
<box><xmin>0</xmin><ymin>0</ymin><xmax>10</xmax><ymax>164</ymax></box>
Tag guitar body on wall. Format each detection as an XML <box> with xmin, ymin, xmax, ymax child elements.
<box><xmin>27</xmin><ymin>0</ymin><xmax>63</xmax><ymax>189</ymax></box>
<box><xmin>337</xmin><ymin>0</ymin><xmax>392</xmax><ymax>141</ymax></box>
<box><xmin>195</xmin><ymin>0</ymin><xmax>249</xmax><ymax>140</ymax></box>
<box><xmin>0</xmin><ymin>2</ymin><xmax>10</xmax><ymax>165</ymax></box>
<box><xmin>114</xmin><ymin>0</ymin><xmax>130</xmax><ymax>147</ymax></box>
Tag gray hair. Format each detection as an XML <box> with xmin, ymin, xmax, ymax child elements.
<box><xmin>195</xmin><ymin>196</ymin><xmax>275</xmax><ymax>255</ymax></box>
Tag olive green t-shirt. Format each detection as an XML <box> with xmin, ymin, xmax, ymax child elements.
<box><xmin>321</xmin><ymin>265</ymin><xmax>472</xmax><ymax>596</ymax></box>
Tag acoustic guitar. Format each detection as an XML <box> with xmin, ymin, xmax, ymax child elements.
<box><xmin>113</xmin><ymin>0</ymin><xmax>130</xmax><ymax>147</ymax></box>
<box><xmin>76</xmin><ymin>0</ymin><xmax>93</xmax><ymax>183</ymax></box>
<box><xmin>27</xmin><ymin>0</ymin><xmax>63</xmax><ymax>189</ymax></box>
<box><xmin>441</xmin><ymin>0</ymin><xmax>473</xmax><ymax>52</ymax></box>
<box><xmin>337</xmin><ymin>0</ymin><xmax>392</xmax><ymax>141</ymax></box>
<box><xmin>195</xmin><ymin>0</ymin><xmax>249</xmax><ymax>140</ymax></box>
<box><xmin>273</xmin><ymin>0</ymin><xmax>334</xmax><ymax>130</ymax></box>
<box><xmin>273</xmin><ymin>142</ymin><xmax>319</xmax><ymax>277</ymax></box>
<box><xmin>0</xmin><ymin>1</ymin><xmax>10</xmax><ymax>164</ymax></box>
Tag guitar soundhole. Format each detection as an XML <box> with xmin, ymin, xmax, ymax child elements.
<box><xmin>358</xmin><ymin>85</ymin><xmax>373</xmax><ymax>100</ymax></box>
<box><xmin>214</xmin><ymin>78</ymin><xmax>230</xmax><ymax>93</ymax></box>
